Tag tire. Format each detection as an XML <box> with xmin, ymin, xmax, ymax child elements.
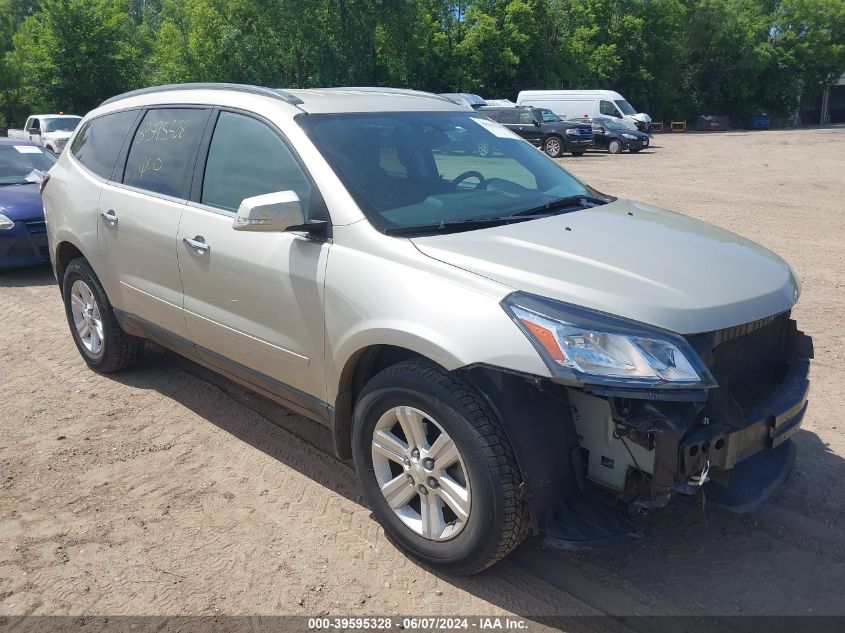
<box><xmin>608</xmin><ymin>139</ymin><xmax>622</xmax><ymax>154</ymax></box>
<box><xmin>570</xmin><ymin>148</ymin><xmax>586</xmax><ymax>156</ymax></box>
<box><xmin>62</xmin><ymin>258</ymin><xmax>145</xmax><ymax>373</ymax></box>
<box><xmin>475</xmin><ymin>139</ymin><xmax>492</xmax><ymax>158</ymax></box>
<box><xmin>352</xmin><ymin>359</ymin><xmax>530</xmax><ymax>575</ymax></box>
<box><xmin>542</xmin><ymin>135</ymin><xmax>564</xmax><ymax>158</ymax></box>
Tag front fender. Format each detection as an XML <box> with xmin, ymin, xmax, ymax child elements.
<box><xmin>324</xmin><ymin>224</ymin><xmax>551</xmax><ymax>403</ymax></box>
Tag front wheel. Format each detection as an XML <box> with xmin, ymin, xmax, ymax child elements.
<box><xmin>608</xmin><ymin>139</ymin><xmax>623</xmax><ymax>154</ymax></box>
<box><xmin>542</xmin><ymin>135</ymin><xmax>563</xmax><ymax>158</ymax></box>
<box><xmin>62</xmin><ymin>258</ymin><xmax>145</xmax><ymax>373</ymax></box>
<box><xmin>352</xmin><ymin>359</ymin><xmax>529</xmax><ymax>575</ymax></box>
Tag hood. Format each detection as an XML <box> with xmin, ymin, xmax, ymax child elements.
<box><xmin>631</xmin><ymin>112</ymin><xmax>652</xmax><ymax>123</ymax></box>
<box><xmin>411</xmin><ymin>199</ymin><xmax>798</xmax><ymax>335</ymax></box>
<box><xmin>0</xmin><ymin>183</ymin><xmax>44</xmax><ymax>221</ymax></box>
<box><xmin>41</xmin><ymin>130</ymin><xmax>73</xmax><ymax>140</ymax></box>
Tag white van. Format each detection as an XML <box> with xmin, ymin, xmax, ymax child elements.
<box><xmin>516</xmin><ymin>90</ymin><xmax>651</xmax><ymax>132</ymax></box>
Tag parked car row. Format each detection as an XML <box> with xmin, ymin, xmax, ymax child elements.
<box><xmin>437</xmin><ymin>91</ymin><xmax>654</xmax><ymax>157</ymax></box>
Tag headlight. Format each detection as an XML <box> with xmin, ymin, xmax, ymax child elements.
<box><xmin>0</xmin><ymin>211</ymin><xmax>14</xmax><ymax>231</ymax></box>
<box><xmin>565</xmin><ymin>128</ymin><xmax>578</xmax><ymax>135</ymax></box>
<box><xmin>502</xmin><ymin>292</ymin><xmax>715</xmax><ymax>389</ymax></box>
<box><xmin>622</xmin><ymin>133</ymin><xmax>638</xmax><ymax>139</ymax></box>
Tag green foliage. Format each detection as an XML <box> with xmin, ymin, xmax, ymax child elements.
<box><xmin>6</xmin><ymin>0</ymin><xmax>140</xmax><ymax>123</ymax></box>
<box><xmin>0</xmin><ymin>0</ymin><xmax>843</xmax><ymax>128</ymax></box>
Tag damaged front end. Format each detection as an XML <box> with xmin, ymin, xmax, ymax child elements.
<box><xmin>464</xmin><ymin>297</ymin><xmax>812</xmax><ymax>549</ymax></box>
<box><xmin>597</xmin><ymin>312</ymin><xmax>812</xmax><ymax>513</ymax></box>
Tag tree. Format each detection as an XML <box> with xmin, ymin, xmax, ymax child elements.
<box><xmin>11</xmin><ymin>0</ymin><xmax>141</xmax><ymax>114</ymax></box>
<box><xmin>773</xmin><ymin>0</ymin><xmax>845</xmax><ymax>103</ymax></box>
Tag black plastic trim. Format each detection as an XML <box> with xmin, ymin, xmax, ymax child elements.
<box><xmin>114</xmin><ymin>310</ymin><xmax>331</xmax><ymax>426</ymax></box>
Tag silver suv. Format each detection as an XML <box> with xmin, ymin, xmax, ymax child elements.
<box><xmin>44</xmin><ymin>84</ymin><xmax>812</xmax><ymax>574</ymax></box>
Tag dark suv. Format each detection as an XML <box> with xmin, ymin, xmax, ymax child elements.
<box><xmin>479</xmin><ymin>106</ymin><xmax>594</xmax><ymax>157</ymax></box>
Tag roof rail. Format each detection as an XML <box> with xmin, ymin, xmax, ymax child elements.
<box><xmin>100</xmin><ymin>83</ymin><xmax>304</xmax><ymax>107</ymax></box>
<box><xmin>321</xmin><ymin>86</ymin><xmax>455</xmax><ymax>104</ymax></box>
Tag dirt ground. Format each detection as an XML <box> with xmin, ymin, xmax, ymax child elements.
<box><xmin>1</xmin><ymin>128</ymin><xmax>844</xmax><ymax>627</ymax></box>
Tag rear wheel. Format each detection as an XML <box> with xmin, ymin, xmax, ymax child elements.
<box><xmin>608</xmin><ymin>139</ymin><xmax>623</xmax><ymax>154</ymax></box>
<box><xmin>542</xmin><ymin>135</ymin><xmax>563</xmax><ymax>158</ymax></box>
<box><xmin>352</xmin><ymin>359</ymin><xmax>529</xmax><ymax>574</ymax></box>
<box><xmin>62</xmin><ymin>258</ymin><xmax>145</xmax><ymax>373</ymax></box>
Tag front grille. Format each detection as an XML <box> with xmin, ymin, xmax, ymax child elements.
<box><xmin>710</xmin><ymin>313</ymin><xmax>790</xmax><ymax>407</ymax></box>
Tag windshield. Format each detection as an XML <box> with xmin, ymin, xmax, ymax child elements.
<box><xmin>298</xmin><ymin>112</ymin><xmax>595</xmax><ymax>233</ymax></box>
<box><xmin>614</xmin><ymin>100</ymin><xmax>637</xmax><ymax>116</ymax></box>
<box><xmin>538</xmin><ymin>109</ymin><xmax>561</xmax><ymax>122</ymax></box>
<box><xmin>43</xmin><ymin>117</ymin><xmax>81</xmax><ymax>132</ymax></box>
<box><xmin>0</xmin><ymin>145</ymin><xmax>56</xmax><ymax>185</ymax></box>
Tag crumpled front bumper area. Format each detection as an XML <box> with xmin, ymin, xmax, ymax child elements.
<box><xmin>617</xmin><ymin>319</ymin><xmax>813</xmax><ymax>513</ymax></box>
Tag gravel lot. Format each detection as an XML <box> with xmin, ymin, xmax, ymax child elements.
<box><xmin>1</xmin><ymin>127</ymin><xmax>844</xmax><ymax>626</ymax></box>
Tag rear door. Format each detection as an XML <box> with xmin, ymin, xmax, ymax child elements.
<box><xmin>176</xmin><ymin>109</ymin><xmax>330</xmax><ymax>408</ymax></box>
<box><xmin>498</xmin><ymin>109</ymin><xmax>526</xmax><ymax>139</ymax></box>
<box><xmin>97</xmin><ymin>106</ymin><xmax>211</xmax><ymax>338</ymax></box>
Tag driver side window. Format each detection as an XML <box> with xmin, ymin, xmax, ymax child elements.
<box><xmin>600</xmin><ymin>101</ymin><xmax>620</xmax><ymax>118</ymax></box>
<box><xmin>202</xmin><ymin>111</ymin><xmax>311</xmax><ymax>212</ymax></box>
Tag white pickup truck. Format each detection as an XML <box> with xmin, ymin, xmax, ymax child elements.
<box><xmin>7</xmin><ymin>114</ymin><xmax>82</xmax><ymax>154</ymax></box>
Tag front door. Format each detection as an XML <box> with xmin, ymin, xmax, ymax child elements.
<box><xmin>517</xmin><ymin>109</ymin><xmax>543</xmax><ymax>146</ymax></box>
<box><xmin>176</xmin><ymin>110</ymin><xmax>329</xmax><ymax>405</ymax></box>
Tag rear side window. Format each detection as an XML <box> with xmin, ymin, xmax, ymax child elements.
<box><xmin>71</xmin><ymin>110</ymin><xmax>138</xmax><ymax>180</ymax></box>
<box><xmin>201</xmin><ymin>111</ymin><xmax>311</xmax><ymax>212</ymax></box>
<box><xmin>123</xmin><ymin>108</ymin><xmax>207</xmax><ymax>199</ymax></box>
<box><xmin>483</xmin><ymin>110</ymin><xmax>501</xmax><ymax>122</ymax></box>
<box><xmin>499</xmin><ymin>110</ymin><xmax>519</xmax><ymax>124</ymax></box>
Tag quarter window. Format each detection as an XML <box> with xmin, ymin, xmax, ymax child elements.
<box><xmin>123</xmin><ymin>108</ymin><xmax>207</xmax><ymax>198</ymax></box>
<box><xmin>71</xmin><ymin>110</ymin><xmax>138</xmax><ymax>180</ymax></box>
<box><xmin>201</xmin><ymin>111</ymin><xmax>311</xmax><ymax>213</ymax></box>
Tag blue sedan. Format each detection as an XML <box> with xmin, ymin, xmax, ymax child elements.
<box><xmin>0</xmin><ymin>138</ymin><xmax>57</xmax><ymax>267</ymax></box>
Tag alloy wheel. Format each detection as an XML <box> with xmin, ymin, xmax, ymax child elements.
<box><xmin>371</xmin><ymin>406</ymin><xmax>471</xmax><ymax>541</ymax></box>
<box><xmin>70</xmin><ymin>279</ymin><xmax>104</xmax><ymax>356</ymax></box>
<box><xmin>544</xmin><ymin>138</ymin><xmax>561</xmax><ymax>156</ymax></box>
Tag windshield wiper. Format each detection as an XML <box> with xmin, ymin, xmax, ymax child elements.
<box><xmin>384</xmin><ymin>195</ymin><xmax>611</xmax><ymax>237</ymax></box>
<box><xmin>509</xmin><ymin>194</ymin><xmax>609</xmax><ymax>218</ymax></box>
<box><xmin>385</xmin><ymin>214</ymin><xmax>566</xmax><ymax>236</ymax></box>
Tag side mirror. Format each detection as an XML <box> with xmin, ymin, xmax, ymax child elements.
<box><xmin>533</xmin><ymin>118</ymin><xmax>541</xmax><ymax>127</ymax></box>
<box><xmin>28</xmin><ymin>127</ymin><xmax>40</xmax><ymax>135</ymax></box>
<box><xmin>233</xmin><ymin>190</ymin><xmax>305</xmax><ymax>232</ymax></box>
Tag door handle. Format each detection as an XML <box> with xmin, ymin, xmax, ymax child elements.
<box><xmin>99</xmin><ymin>209</ymin><xmax>118</xmax><ymax>226</ymax></box>
<box><xmin>183</xmin><ymin>236</ymin><xmax>210</xmax><ymax>255</ymax></box>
